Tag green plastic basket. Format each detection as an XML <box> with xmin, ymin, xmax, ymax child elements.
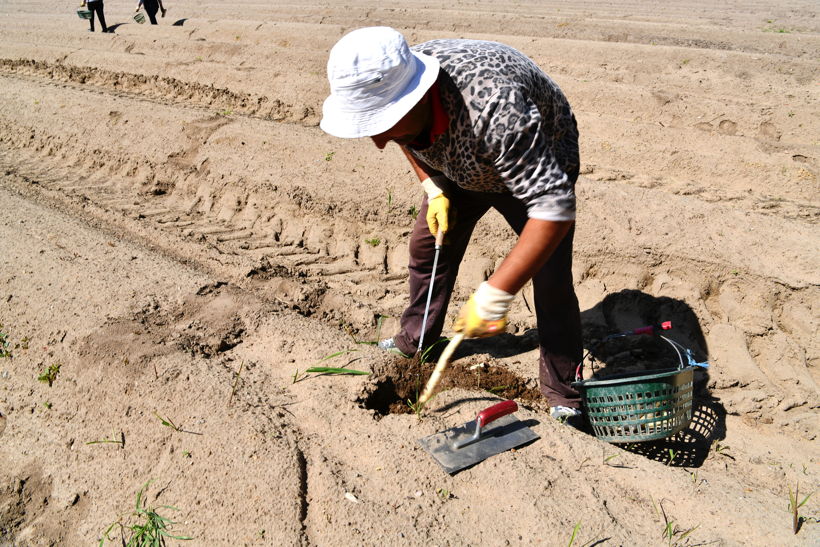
<box><xmin>77</xmin><ymin>9</ymin><xmax>92</xmax><ymax>20</ymax></box>
<box><xmin>573</xmin><ymin>365</ymin><xmax>694</xmax><ymax>443</ymax></box>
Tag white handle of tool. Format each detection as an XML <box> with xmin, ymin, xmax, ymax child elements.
<box><xmin>418</xmin><ymin>332</ymin><xmax>465</xmax><ymax>405</ymax></box>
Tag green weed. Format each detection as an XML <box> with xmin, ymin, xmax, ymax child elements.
<box><xmin>87</xmin><ymin>431</ymin><xmax>125</xmax><ymax>448</ymax></box>
<box><xmin>304</xmin><ymin>367</ymin><xmax>369</xmax><ymax>376</ymax></box>
<box><xmin>324</xmin><ymin>151</ymin><xmax>335</xmax><ymax>161</ymax></box>
<box><xmin>405</xmin><ymin>337</ymin><xmax>451</xmax><ymax>419</ymax></box>
<box><xmin>712</xmin><ymin>441</ymin><xmax>734</xmax><ymax>460</ymax></box>
<box><xmin>789</xmin><ymin>482</ymin><xmax>813</xmax><ymax>534</ymax></box>
<box><xmin>408</xmin><ymin>205</ymin><xmax>419</xmax><ymax>219</ymax></box>
<box><xmin>666</xmin><ymin>448</ymin><xmax>678</xmax><ymax>466</ymax></box>
<box><xmin>407</xmin><ymin>398</ymin><xmax>425</xmax><ymax>420</ymax></box>
<box><xmin>373</xmin><ymin>315</ymin><xmax>388</xmax><ymax>344</ymax></box>
<box><xmin>567</xmin><ymin>520</ymin><xmax>582</xmax><ymax>547</ymax></box>
<box><xmin>38</xmin><ymin>363</ymin><xmax>61</xmax><ymax>387</ymax></box>
<box><xmin>364</xmin><ymin>238</ymin><xmax>381</xmax><ymax>247</ymax></box>
<box><xmin>653</xmin><ymin>497</ymin><xmax>699</xmax><ymax>546</ymax></box>
<box><xmin>154</xmin><ymin>412</ymin><xmax>182</xmax><ymax>433</ymax></box>
<box><xmin>98</xmin><ymin>480</ymin><xmax>192</xmax><ymax>546</ymax></box>
<box><xmin>0</xmin><ymin>326</ymin><xmax>11</xmax><ymax>358</ymax></box>
<box><xmin>42</xmin><ymin>401</ymin><xmax>52</xmax><ymax>410</ymax></box>
<box><xmin>419</xmin><ymin>337</ymin><xmax>449</xmax><ymax>364</ymax></box>
<box><xmin>436</xmin><ymin>488</ymin><xmax>453</xmax><ymax>501</ymax></box>
<box><xmin>293</xmin><ymin>348</ymin><xmax>371</xmax><ymax>383</ymax></box>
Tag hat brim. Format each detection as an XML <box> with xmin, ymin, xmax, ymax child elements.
<box><xmin>320</xmin><ymin>51</ymin><xmax>440</xmax><ymax>139</ymax></box>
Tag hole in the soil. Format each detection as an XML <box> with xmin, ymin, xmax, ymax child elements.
<box><xmin>358</xmin><ymin>357</ymin><xmax>542</xmax><ymax>417</ymax></box>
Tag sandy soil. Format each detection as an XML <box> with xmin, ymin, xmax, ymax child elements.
<box><xmin>0</xmin><ymin>1</ymin><xmax>818</xmax><ymax>545</ymax></box>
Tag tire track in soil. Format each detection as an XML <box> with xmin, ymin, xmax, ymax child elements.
<box><xmin>0</xmin><ymin>59</ymin><xmax>318</xmax><ymax>126</ymax></box>
<box><xmin>0</xmin><ymin>147</ymin><xmax>395</xmax><ymax>336</ymax></box>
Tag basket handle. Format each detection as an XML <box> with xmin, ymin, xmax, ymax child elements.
<box><xmin>577</xmin><ymin>321</ymin><xmax>675</xmax><ymax>381</ymax></box>
<box><xmin>660</xmin><ymin>335</ymin><xmax>710</xmax><ymax>371</ymax></box>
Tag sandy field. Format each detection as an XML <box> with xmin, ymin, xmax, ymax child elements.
<box><xmin>0</xmin><ymin>0</ymin><xmax>818</xmax><ymax>545</ymax></box>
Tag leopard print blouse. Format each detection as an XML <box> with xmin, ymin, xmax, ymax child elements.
<box><xmin>410</xmin><ymin>39</ymin><xmax>579</xmax><ymax>221</ymax></box>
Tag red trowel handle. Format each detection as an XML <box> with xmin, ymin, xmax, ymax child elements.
<box><xmin>631</xmin><ymin>321</ymin><xmax>672</xmax><ymax>336</ymax></box>
<box><xmin>454</xmin><ymin>400</ymin><xmax>519</xmax><ymax>450</ymax></box>
<box><xmin>476</xmin><ymin>400</ymin><xmax>518</xmax><ymax>428</ymax></box>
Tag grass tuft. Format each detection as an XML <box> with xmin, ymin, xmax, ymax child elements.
<box><xmin>652</xmin><ymin>497</ymin><xmax>699</xmax><ymax>546</ymax></box>
<box><xmin>99</xmin><ymin>480</ymin><xmax>192</xmax><ymax>546</ymax></box>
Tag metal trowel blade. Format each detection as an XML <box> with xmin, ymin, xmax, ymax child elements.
<box><xmin>417</xmin><ymin>414</ymin><xmax>539</xmax><ymax>474</ymax></box>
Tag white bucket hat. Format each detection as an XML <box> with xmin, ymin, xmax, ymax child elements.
<box><xmin>320</xmin><ymin>27</ymin><xmax>440</xmax><ymax>139</ymax></box>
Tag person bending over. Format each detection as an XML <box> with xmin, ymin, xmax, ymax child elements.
<box><xmin>320</xmin><ymin>27</ymin><xmax>584</xmax><ymax>422</ymax></box>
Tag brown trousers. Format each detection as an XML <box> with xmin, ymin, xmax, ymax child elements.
<box><xmin>392</xmin><ymin>185</ymin><xmax>583</xmax><ymax>408</ymax></box>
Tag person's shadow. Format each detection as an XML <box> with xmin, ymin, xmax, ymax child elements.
<box><xmin>454</xmin><ymin>289</ymin><xmax>726</xmax><ymax>468</ymax></box>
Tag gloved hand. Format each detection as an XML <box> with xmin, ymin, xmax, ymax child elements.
<box><xmin>453</xmin><ymin>281</ymin><xmax>515</xmax><ymax>338</ymax></box>
<box><xmin>421</xmin><ymin>176</ymin><xmax>450</xmax><ymax>237</ymax></box>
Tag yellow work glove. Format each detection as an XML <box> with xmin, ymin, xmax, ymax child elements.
<box><xmin>421</xmin><ymin>176</ymin><xmax>450</xmax><ymax>237</ymax></box>
<box><xmin>453</xmin><ymin>281</ymin><xmax>515</xmax><ymax>338</ymax></box>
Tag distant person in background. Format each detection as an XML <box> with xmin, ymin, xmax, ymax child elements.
<box><xmin>136</xmin><ymin>0</ymin><xmax>167</xmax><ymax>25</ymax></box>
<box><xmin>82</xmin><ymin>0</ymin><xmax>111</xmax><ymax>33</ymax></box>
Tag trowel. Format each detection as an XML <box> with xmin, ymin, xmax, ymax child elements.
<box><xmin>418</xmin><ymin>400</ymin><xmax>539</xmax><ymax>474</ymax></box>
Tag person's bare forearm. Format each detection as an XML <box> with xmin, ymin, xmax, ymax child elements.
<box><xmin>489</xmin><ymin>219</ymin><xmax>573</xmax><ymax>294</ymax></box>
